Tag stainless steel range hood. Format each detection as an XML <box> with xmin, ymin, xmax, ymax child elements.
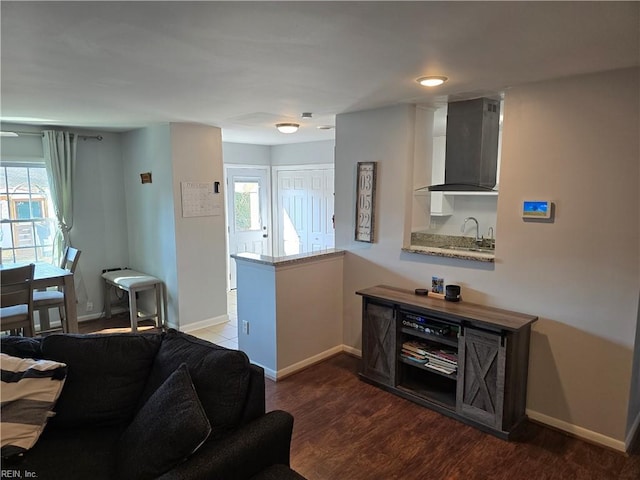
<box><xmin>427</xmin><ymin>97</ymin><xmax>500</xmax><ymax>192</ymax></box>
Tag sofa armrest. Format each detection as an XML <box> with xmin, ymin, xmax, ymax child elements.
<box><xmin>157</xmin><ymin>410</ymin><xmax>294</xmax><ymax>480</ymax></box>
<box><xmin>241</xmin><ymin>364</ymin><xmax>266</xmax><ymax>423</ymax></box>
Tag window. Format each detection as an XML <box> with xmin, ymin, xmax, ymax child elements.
<box><xmin>234</xmin><ymin>180</ymin><xmax>261</xmax><ymax>232</ymax></box>
<box><xmin>0</xmin><ymin>163</ymin><xmax>55</xmax><ymax>264</ymax></box>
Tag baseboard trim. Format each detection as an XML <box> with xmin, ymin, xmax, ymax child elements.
<box><xmin>625</xmin><ymin>410</ymin><xmax>640</xmax><ymax>452</ymax></box>
<box><xmin>235</xmin><ymin>343</ymin><xmax>630</xmax><ymax>454</ymax></box>
<box><xmin>253</xmin><ymin>345</ymin><xmax>361</xmax><ymax>382</ymax></box>
<box><xmin>275</xmin><ymin>345</ymin><xmax>345</xmax><ymax>380</ymax></box>
<box><xmin>179</xmin><ymin>314</ymin><xmax>229</xmax><ymax>333</ymax></box>
<box><xmin>261</xmin><ymin>365</ymin><xmax>277</xmax><ymax>381</ymax></box>
<box><xmin>77</xmin><ymin>307</ymin><xmax>128</xmax><ymax>323</ymax></box>
<box><xmin>526</xmin><ymin>409</ymin><xmax>626</xmax><ymax>452</ymax></box>
<box><xmin>79</xmin><ymin>310</ymin><xmax>229</xmax><ymax>333</ymax></box>
<box><xmin>342</xmin><ymin>345</ymin><xmax>362</xmax><ymax>358</ymax></box>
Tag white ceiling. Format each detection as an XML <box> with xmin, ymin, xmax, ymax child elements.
<box><xmin>1</xmin><ymin>1</ymin><xmax>638</xmax><ymax>145</ymax></box>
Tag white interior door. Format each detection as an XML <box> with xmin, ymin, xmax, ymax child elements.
<box><xmin>226</xmin><ymin>167</ymin><xmax>270</xmax><ymax>289</ymax></box>
<box><xmin>276</xmin><ymin>167</ymin><xmax>334</xmax><ymax>256</ymax></box>
<box><xmin>308</xmin><ymin>168</ymin><xmax>335</xmax><ymax>252</ymax></box>
<box><xmin>278</xmin><ymin>171</ymin><xmax>308</xmax><ymax>255</ymax></box>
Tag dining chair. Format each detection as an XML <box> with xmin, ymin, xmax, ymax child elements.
<box><xmin>1</xmin><ymin>263</ymin><xmax>36</xmax><ymax>337</ymax></box>
<box><xmin>34</xmin><ymin>247</ymin><xmax>81</xmax><ymax>333</ymax></box>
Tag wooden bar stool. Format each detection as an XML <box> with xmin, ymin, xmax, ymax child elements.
<box><xmin>102</xmin><ymin>269</ymin><xmax>167</xmax><ymax>332</ymax></box>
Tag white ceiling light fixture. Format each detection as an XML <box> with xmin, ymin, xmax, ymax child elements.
<box><xmin>0</xmin><ymin>131</ymin><xmax>19</xmax><ymax>137</ymax></box>
<box><xmin>276</xmin><ymin>123</ymin><xmax>299</xmax><ymax>134</ymax></box>
<box><xmin>416</xmin><ymin>75</ymin><xmax>448</xmax><ymax>87</ymax></box>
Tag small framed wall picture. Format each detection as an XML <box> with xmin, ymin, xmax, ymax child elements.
<box><xmin>355</xmin><ymin>161</ymin><xmax>377</xmax><ymax>242</ymax></box>
<box><xmin>140</xmin><ymin>172</ymin><xmax>152</xmax><ymax>184</ymax></box>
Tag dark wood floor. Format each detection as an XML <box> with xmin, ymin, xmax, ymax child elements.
<box><xmin>75</xmin><ymin>319</ymin><xmax>640</xmax><ymax>479</ymax></box>
<box><xmin>266</xmin><ymin>354</ymin><xmax>640</xmax><ymax>480</ymax></box>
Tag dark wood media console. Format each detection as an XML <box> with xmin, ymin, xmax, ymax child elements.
<box><xmin>356</xmin><ymin>285</ymin><xmax>538</xmax><ymax>439</ymax></box>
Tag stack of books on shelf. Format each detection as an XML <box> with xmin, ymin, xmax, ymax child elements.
<box><xmin>401</xmin><ymin>340</ymin><xmax>458</xmax><ymax>375</ymax></box>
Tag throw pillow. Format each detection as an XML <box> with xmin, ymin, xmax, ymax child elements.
<box><xmin>116</xmin><ymin>363</ymin><xmax>211</xmax><ymax>480</ymax></box>
<box><xmin>41</xmin><ymin>333</ymin><xmax>162</xmax><ymax>427</ymax></box>
<box><xmin>0</xmin><ymin>353</ymin><xmax>67</xmax><ymax>460</ymax></box>
<box><xmin>138</xmin><ymin>329</ymin><xmax>250</xmax><ymax>439</ymax></box>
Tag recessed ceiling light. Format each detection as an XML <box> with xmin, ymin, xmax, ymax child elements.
<box><xmin>317</xmin><ymin>125</ymin><xmax>334</xmax><ymax>130</ymax></box>
<box><xmin>416</xmin><ymin>75</ymin><xmax>448</xmax><ymax>87</ymax></box>
<box><xmin>301</xmin><ymin>112</ymin><xmax>313</xmax><ymax>119</ymax></box>
<box><xmin>276</xmin><ymin>123</ymin><xmax>299</xmax><ymax>134</ymax></box>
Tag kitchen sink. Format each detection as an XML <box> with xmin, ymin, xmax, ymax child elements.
<box><xmin>441</xmin><ymin>245</ymin><xmax>495</xmax><ymax>254</ymax></box>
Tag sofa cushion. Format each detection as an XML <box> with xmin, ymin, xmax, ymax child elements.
<box><xmin>15</xmin><ymin>425</ymin><xmax>123</xmax><ymax>479</ymax></box>
<box><xmin>140</xmin><ymin>330</ymin><xmax>251</xmax><ymax>439</ymax></box>
<box><xmin>0</xmin><ymin>354</ymin><xmax>67</xmax><ymax>461</ymax></box>
<box><xmin>117</xmin><ymin>363</ymin><xmax>211</xmax><ymax>479</ymax></box>
<box><xmin>41</xmin><ymin>333</ymin><xmax>162</xmax><ymax>428</ymax></box>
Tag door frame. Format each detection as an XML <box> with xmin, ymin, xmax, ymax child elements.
<box><xmin>224</xmin><ymin>164</ymin><xmax>272</xmax><ymax>291</ymax></box>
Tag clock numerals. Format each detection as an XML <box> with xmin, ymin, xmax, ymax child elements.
<box><xmin>355</xmin><ymin>162</ymin><xmax>376</xmax><ymax>243</ymax></box>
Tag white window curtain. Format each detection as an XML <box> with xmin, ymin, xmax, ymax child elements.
<box><xmin>42</xmin><ymin>130</ymin><xmax>77</xmax><ymax>264</ymax></box>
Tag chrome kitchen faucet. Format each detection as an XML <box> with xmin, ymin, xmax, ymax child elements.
<box><xmin>461</xmin><ymin>217</ymin><xmax>482</xmax><ymax>245</ymax></box>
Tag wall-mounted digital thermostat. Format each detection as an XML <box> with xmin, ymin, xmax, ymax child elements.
<box><xmin>522</xmin><ymin>200</ymin><xmax>552</xmax><ymax>219</ymax></box>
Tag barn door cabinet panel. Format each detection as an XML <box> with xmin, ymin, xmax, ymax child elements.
<box><xmin>456</xmin><ymin>326</ymin><xmax>506</xmax><ymax>429</ymax></box>
<box><xmin>356</xmin><ymin>285</ymin><xmax>537</xmax><ymax>440</ymax></box>
<box><xmin>361</xmin><ymin>300</ymin><xmax>396</xmax><ymax>387</ymax></box>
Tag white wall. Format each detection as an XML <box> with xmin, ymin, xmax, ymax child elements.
<box><xmin>73</xmin><ymin>131</ymin><xmax>129</xmax><ymax>309</ymax></box>
<box><xmin>171</xmin><ymin>124</ymin><xmax>227</xmax><ymax>328</ymax></box>
<box><xmin>121</xmin><ymin>125</ymin><xmax>178</xmax><ymax>323</ymax></box>
<box><xmin>271</xmin><ymin>140</ymin><xmax>334</xmax><ymax>165</ymax></box>
<box><xmin>0</xmin><ymin>123</ymin><xmax>129</xmax><ymax>318</ymax></box>
<box><xmin>236</xmin><ymin>260</ymin><xmax>277</xmax><ymax>370</ymax></box>
<box><xmin>236</xmin><ymin>254</ymin><xmax>343</xmax><ymax>379</ymax></box>
<box><xmin>223</xmin><ymin>142</ymin><xmax>270</xmax><ymax>166</ymax></box>
<box><xmin>628</xmin><ymin>296</ymin><xmax>640</xmax><ymax>446</ymax></box>
<box><xmin>427</xmin><ymin>196</ymin><xmax>499</xmax><ymax>238</ymax></box>
<box><xmin>498</xmin><ymin>68</ymin><xmax>638</xmax><ymax>447</ymax></box>
<box><xmin>335</xmin><ymin>68</ymin><xmax>639</xmax><ymax>447</ymax></box>
<box><xmin>222</xmin><ymin>140</ymin><xmax>334</xmax><ymax>167</ymax></box>
<box><xmin>275</xmin><ymin>256</ymin><xmax>343</xmax><ymax>371</ymax></box>
<box><xmin>122</xmin><ymin>123</ymin><xmax>227</xmax><ymax>329</ymax></box>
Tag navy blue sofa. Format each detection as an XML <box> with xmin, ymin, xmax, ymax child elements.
<box><xmin>1</xmin><ymin>330</ymin><xmax>305</xmax><ymax>480</ymax></box>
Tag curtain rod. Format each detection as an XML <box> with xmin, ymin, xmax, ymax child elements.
<box><xmin>1</xmin><ymin>130</ymin><xmax>103</xmax><ymax>141</ymax></box>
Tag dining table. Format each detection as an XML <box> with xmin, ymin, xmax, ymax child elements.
<box><xmin>0</xmin><ymin>261</ymin><xmax>78</xmax><ymax>334</ymax></box>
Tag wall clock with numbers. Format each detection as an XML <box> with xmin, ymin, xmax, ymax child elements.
<box><xmin>355</xmin><ymin>162</ymin><xmax>377</xmax><ymax>242</ymax></box>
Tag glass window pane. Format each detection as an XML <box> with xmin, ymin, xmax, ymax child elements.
<box><xmin>13</xmin><ymin>222</ymin><xmax>35</xmax><ymax>247</ymax></box>
<box><xmin>0</xmin><ymin>164</ymin><xmax>53</xmax><ymax>263</ymax></box>
<box><xmin>16</xmin><ymin>200</ymin><xmax>32</xmax><ymax>219</ymax></box>
<box><xmin>234</xmin><ymin>181</ymin><xmax>261</xmax><ymax>232</ymax></box>
<box><xmin>0</xmin><ymin>167</ymin><xmax>7</xmax><ymax>221</ymax></box>
<box><xmin>14</xmin><ymin>247</ymin><xmax>37</xmax><ymax>263</ymax></box>
<box><xmin>5</xmin><ymin>166</ymin><xmax>28</xmax><ymax>194</ymax></box>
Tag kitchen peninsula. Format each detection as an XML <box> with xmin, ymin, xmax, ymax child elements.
<box><xmin>231</xmin><ymin>249</ymin><xmax>344</xmax><ymax>380</ymax></box>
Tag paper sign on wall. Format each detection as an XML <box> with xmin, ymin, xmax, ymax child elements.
<box><xmin>181</xmin><ymin>181</ymin><xmax>221</xmax><ymax>217</ymax></box>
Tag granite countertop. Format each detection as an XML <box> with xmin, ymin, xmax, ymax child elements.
<box><xmin>231</xmin><ymin>248</ymin><xmax>345</xmax><ymax>267</ymax></box>
<box><xmin>403</xmin><ymin>232</ymin><xmax>495</xmax><ymax>263</ymax></box>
